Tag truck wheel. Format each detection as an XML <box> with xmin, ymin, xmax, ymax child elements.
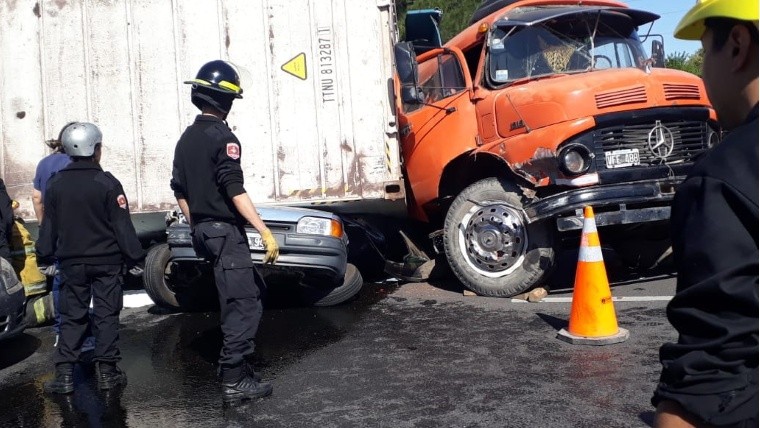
<box><xmin>301</xmin><ymin>264</ymin><xmax>364</xmax><ymax>306</ymax></box>
<box><xmin>143</xmin><ymin>243</ymin><xmax>180</xmax><ymax>309</ymax></box>
<box><xmin>443</xmin><ymin>177</ymin><xmax>555</xmax><ymax>297</ymax></box>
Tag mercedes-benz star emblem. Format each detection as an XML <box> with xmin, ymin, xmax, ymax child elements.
<box><xmin>647</xmin><ymin>120</ymin><xmax>675</xmax><ymax>160</ymax></box>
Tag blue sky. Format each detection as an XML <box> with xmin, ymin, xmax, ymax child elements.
<box><xmin>623</xmin><ymin>0</ymin><xmax>702</xmax><ymax>55</ymax></box>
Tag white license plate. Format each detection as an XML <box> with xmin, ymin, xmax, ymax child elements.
<box><xmin>605</xmin><ymin>148</ymin><xmax>640</xmax><ymax>168</ymax></box>
<box><xmin>246</xmin><ymin>232</ymin><xmax>264</xmax><ymax>250</ymax></box>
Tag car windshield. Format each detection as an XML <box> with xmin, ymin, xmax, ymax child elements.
<box><xmin>487</xmin><ymin>15</ymin><xmax>648</xmax><ymax>85</ymax></box>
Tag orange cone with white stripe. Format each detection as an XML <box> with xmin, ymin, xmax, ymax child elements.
<box><xmin>557</xmin><ymin>206</ymin><xmax>629</xmax><ymax>345</ymax></box>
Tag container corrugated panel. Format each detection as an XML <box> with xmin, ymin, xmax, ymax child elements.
<box><xmin>0</xmin><ymin>0</ymin><xmax>401</xmax><ymax>219</ymax></box>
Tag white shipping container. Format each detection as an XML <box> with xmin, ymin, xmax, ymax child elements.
<box><xmin>0</xmin><ymin>0</ymin><xmax>404</xmax><ymax>222</ymax></box>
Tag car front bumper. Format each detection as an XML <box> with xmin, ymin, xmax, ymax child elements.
<box><xmin>170</xmin><ymin>232</ymin><xmax>348</xmax><ymax>287</ymax></box>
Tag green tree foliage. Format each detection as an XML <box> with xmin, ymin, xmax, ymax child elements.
<box><xmin>396</xmin><ymin>0</ymin><xmax>482</xmax><ymax>42</ymax></box>
<box><xmin>665</xmin><ymin>49</ymin><xmax>704</xmax><ymax>76</ymax></box>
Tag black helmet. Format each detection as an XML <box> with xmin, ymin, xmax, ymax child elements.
<box><xmin>184</xmin><ymin>60</ymin><xmax>243</xmax><ymax>114</ymax></box>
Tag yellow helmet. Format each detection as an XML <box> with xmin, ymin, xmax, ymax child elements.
<box><xmin>674</xmin><ymin>0</ymin><xmax>759</xmax><ymax>40</ymax></box>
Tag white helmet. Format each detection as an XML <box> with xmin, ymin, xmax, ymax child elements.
<box><xmin>61</xmin><ymin>122</ymin><xmax>102</xmax><ymax>157</ymax></box>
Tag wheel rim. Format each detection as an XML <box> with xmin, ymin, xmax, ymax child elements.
<box><xmin>165</xmin><ymin>261</ymin><xmax>205</xmax><ymax>294</ymax></box>
<box><xmin>457</xmin><ymin>202</ymin><xmax>528</xmax><ymax>277</ymax></box>
<box><xmin>164</xmin><ymin>262</ymin><xmax>178</xmax><ymax>295</ymax></box>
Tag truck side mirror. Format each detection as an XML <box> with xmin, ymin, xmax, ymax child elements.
<box><xmin>401</xmin><ymin>87</ymin><xmax>423</xmax><ymax>105</ymax></box>
<box><xmin>651</xmin><ymin>40</ymin><xmax>665</xmax><ymax>68</ymax></box>
<box><xmin>395</xmin><ymin>41</ymin><xmax>422</xmax><ymax>104</ymax></box>
<box><xmin>404</xmin><ymin>8</ymin><xmax>444</xmax><ymax>55</ymax></box>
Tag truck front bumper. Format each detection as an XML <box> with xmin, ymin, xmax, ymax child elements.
<box><xmin>170</xmin><ymin>233</ymin><xmax>348</xmax><ymax>287</ymax></box>
<box><xmin>525</xmin><ymin>178</ymin><xmax>680</xmax><ymax>231</ymax></box>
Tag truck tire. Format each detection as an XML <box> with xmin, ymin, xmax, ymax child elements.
<box><xmin>301</xmin><ymin>264</ymin><xmax>364</xmax><ymax>307</ymax></box>
<box><xmin>443</xmin><ymin>177</ymin><xmax>554</xmax><ymax>297</ymax></box>
<box><xmin>143</xmin><ymin>243</ymin><xmax>180</xmax><ymax>309</ymax></box>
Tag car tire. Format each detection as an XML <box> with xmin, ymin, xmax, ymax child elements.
<box><xmin>443</xmin><ymin>177</ymin><xmax>555</xmax><ymax>297</ymax></box>
<box><xmin>301</xmin><ymin>263</ymin><xmax>364</xmax><ymax>307</ymax></box>
<box><xmin>143</xmin><ymin>243</ymin><xmax>180</xmax><ymax>309</ymax></box>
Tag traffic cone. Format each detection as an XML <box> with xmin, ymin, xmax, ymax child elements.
<box><xmin>557</xmin><ymin>206</ymin><xmax>629</xmax><ymax>345</ymax></box>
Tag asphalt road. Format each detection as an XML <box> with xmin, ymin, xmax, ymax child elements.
<box><xmin>0</xmin><ymin>251</ymin><xmax>677</xmax><ymax>428</ymax></box>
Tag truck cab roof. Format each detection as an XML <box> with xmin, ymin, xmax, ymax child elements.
<box><xmin>494</xmin><ymin>6</ymin><xmax>659</xmax><ymax>28</ymax></box>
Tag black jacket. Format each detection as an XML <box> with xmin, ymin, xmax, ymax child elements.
<box><xmin>170</xmin><ymin>115</ymin><xmax>247</xmax><ymax>224</ymax></box>
<box><xmin>0</xmin><ymin>178</ymin><xmax>13</xmax><ymax>260</ymax></box>
<box><xmin>653</xmin><ymin>105</ymin><xmax>759</xmax><ymax>425</ymax></box>
<box><xmin>36</xmin><ymin>161</ymin><xmax>145</xmax><ymax>267</ymax></box>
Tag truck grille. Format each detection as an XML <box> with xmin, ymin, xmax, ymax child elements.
<box><xmin>595</xmin><ymin>85</ymin><xmax>647</xmax><ymax>109</ymax></box>
<box><xmin>663</xmin><ymin>83</ymin><xmax>701</xmax><ymax>100</ymax></box>
<box><xmin>593</xmin><ymin>119</ymin><xmax>710</xmax><ymax>168</ymax></box>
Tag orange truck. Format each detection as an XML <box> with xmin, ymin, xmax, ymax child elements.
<box><xmin>392</xmin><ymin>0</ymin><xmax>716</xmax><ymax>297</ymax></box>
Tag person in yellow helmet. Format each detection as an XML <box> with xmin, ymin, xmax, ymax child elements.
<box><xmin>653</xmin><ymin>1</ymin><xmax>759</xmax><ymax>427</ymax></box>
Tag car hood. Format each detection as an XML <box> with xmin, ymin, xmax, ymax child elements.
<box><xmin>251</xmin><ymin>205</ymin><xmax>336</xmax><ymax>223</ymax></box>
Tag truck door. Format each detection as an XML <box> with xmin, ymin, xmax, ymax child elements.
<box><xmin>394</xmin><ymin>44</ymin><xmax>480</xmax><ymax>220</ymax></box>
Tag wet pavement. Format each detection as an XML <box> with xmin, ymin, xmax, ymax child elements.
<box><xmin>0</xmin><ymin>255</ymin><xmax>677</xmax><ymax>428</ymax></box>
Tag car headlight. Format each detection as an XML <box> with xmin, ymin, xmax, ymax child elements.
<box><xmin>296</xmin><ymin>217</ymin><xmax>344</xmax><ymax>238</ymax></box>
<box><xmin>558</xmin><ymin>144</ymin><xmax>593</xmax><ymax>176</ymax></box>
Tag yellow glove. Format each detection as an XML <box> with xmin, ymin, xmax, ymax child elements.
<box><xmin>260</xmin><ymin>228</ymin><xmax>279</xmax><ymax>264</ymax></box>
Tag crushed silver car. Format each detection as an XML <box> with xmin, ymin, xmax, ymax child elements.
<box><xmin>143</xmin><ymin>206</ymin><xmax>363</xmax><ymax>310</ymax></box>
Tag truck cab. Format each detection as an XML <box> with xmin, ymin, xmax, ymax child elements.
<box><xmin>395</xmin><ymin>0</ymin><xmax>717</xmax><ymax>297</ymax></box>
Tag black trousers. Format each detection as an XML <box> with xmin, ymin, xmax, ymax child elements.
<box><xmin>192</xmin><ymin>221</ymin><xmax>265</xmax><ymax>371</ymax></box>
<box><xmin>55</xmin><ymin>263</ymin><xmax>123</xmax><ymax>365</ymax></box>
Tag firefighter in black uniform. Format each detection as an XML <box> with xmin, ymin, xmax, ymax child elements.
<box><xmin>171</xmin><ymin>60</ymin><xmax>279</xmax><ymax>404</ymax></box>
<box><xmin>653</xmin><ymin>2</ymin><xmax>758</xmax><ymax>427</ymax></box>
<box><xmin>37</xmin><ymin>122</ymin><xmax>145</xmax><ymax>394</ymax></box>
<box><xmin>0</xmin><ymin>177</ymin><xmax>13</xmax><ymax>261</ymax></box>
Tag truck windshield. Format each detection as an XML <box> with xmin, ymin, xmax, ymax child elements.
<box><xmin>487</xmin><ymin>22</ymin><xmax>648</xmax><ymax>85</ymax></box>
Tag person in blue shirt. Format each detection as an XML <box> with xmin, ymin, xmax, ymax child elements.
<box><xmin>33</xmin><ymin>124</ymin><xmax>74</xmax><ymax>224</ymax></box>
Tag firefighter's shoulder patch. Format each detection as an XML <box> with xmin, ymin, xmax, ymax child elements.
<box><xmin>226</xmin><ymin>142</ymin><xmax>241</xmax><ymax>160</ymax></box>
<box><xmin>116</xmin><ymin>194</ymin><xmax>127</xmax><ymax>209</ymax></box>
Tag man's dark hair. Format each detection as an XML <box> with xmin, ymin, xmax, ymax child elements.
<box><xmin>704</xmin><ymin>18</ymin><xmax>759</xmax><ymax>50</ymax></box>
<box><xmin>69</xmin><ymin>143</ymin><xmax>101</xmax><ymax>162</ymax></box>
<box><xmin>46</xmin><ymin>121</ymin><xmax>77</xmax><ymax>152</ymax></box>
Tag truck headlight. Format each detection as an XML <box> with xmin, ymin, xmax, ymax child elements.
<box><xmin>558</xmin><ymin>144</ymin><xmax>593</xmax><ymax>176</ymax></box>
<box><xmin>296</xmin><ymin>217</ymin><xmax>344</xmax><ymax>238</ymax></box>
<box><xmin>707</xmin><ymin>128</ymin><xmax>720</xmax><ymax>148</ymax></box>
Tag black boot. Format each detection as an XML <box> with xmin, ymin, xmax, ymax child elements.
<box><xmin>51</xmin><ymin>394</ymin><xmax>83</xmax><ymax>425</ymax></box>
<box><xmin>44</xmin><ymin>363</ymin><xmax>74</xmax><ymax>394</ymax></box>
<box><xmin>218</xmin><ymin>361</ymin><xmax>262</xmax><ymax>382</ymax></box>
<box><xmin>244</xmin><ymin>360</ymin><xmax>263</xmax><ymax>382</ymax></box>
<box><xmin>96</xmin><ymin>362</ymin><xmax>127</xmax><ymax>390</ymax></box>
<box><xmin>221</xmin><ymin>365</ymin><xmax>273</xmax><ymax>404</ymax></box>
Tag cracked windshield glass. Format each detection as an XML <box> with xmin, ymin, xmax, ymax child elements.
<box><xmin>488</xmin><ymin>9</ymin><xmax>649</xmax><ymax>84</ymax></box>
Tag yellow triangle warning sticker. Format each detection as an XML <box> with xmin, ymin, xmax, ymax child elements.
<box><xmin>281</xmin><ymin>52</ymin><xmax>307</xmax><ymax>80</ymax></box>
